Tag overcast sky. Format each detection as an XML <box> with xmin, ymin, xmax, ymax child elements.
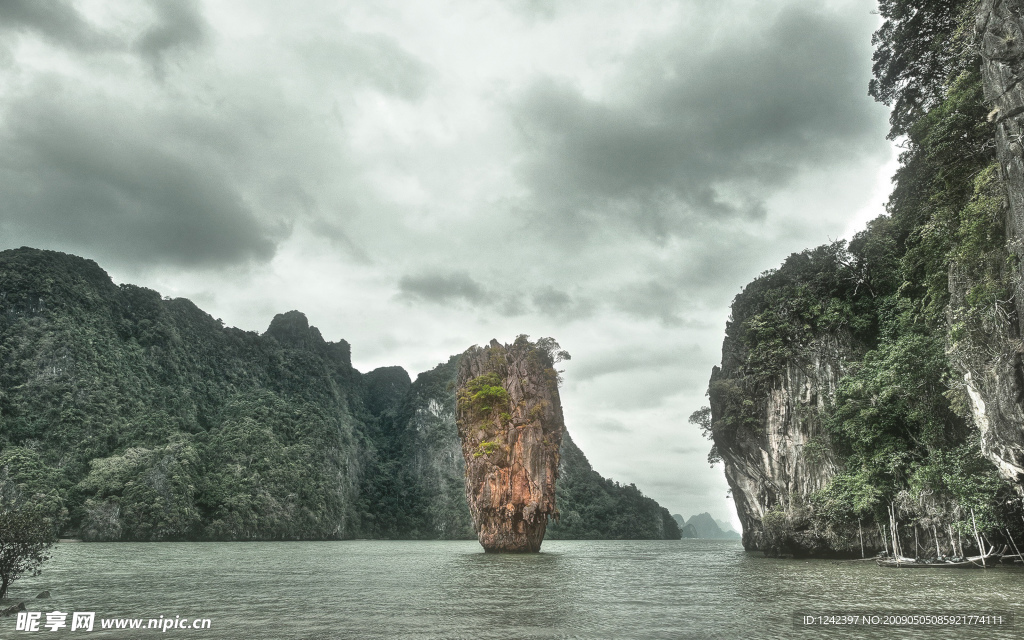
<box><xmin>0</xmin><ymin>0</ymin><xmax>895</xmax><ymax>529</ymax></box>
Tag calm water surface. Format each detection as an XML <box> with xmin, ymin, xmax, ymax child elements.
<box><xmin>4</xmin><ymin>539</ymin><xmax>1023</xmax><ymax>639</ymax></box>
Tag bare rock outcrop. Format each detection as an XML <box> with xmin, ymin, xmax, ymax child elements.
<box><xmin>455</xmin><ymin>336</ymin><xmax>566</xmax><ymax>552</ymax></box>
<box><xmin>710</xmin><ymin>334</ymin><xmax>852</xmax><ymax>556</ymax></box>
<box><xmin>965</xmin><ymin>0</ymin><xmax>1024</xmax><ymax>488</ymax></box>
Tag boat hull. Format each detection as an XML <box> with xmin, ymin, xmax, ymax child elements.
<box><xmin>875</xmin><ymin>554</ymin><xmax>995</xmax><ymax>569</ymax></box>
<box><xmin>875</xmin><ymin>560</ymin><xmax>981</xmax><ymax>568</ymax></box>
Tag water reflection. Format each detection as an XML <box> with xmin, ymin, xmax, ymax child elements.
<box><xmin>436</xmin><ymin>546</ymin><xmax>580</xmax><ymax>636</ymax></box>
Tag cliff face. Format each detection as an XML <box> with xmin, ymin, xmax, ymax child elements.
<box><xmin>706</xmin><ymin>233</ymin><xmax>1015</xmax><ymax>557</ymax></box>
<box><xmin>966</xmin><ymin>0</ymin><xmax>1024</xmax><ymax>489</ymax></box>
<box><xmin>456</xmin><ymin>337</ymin><xmax>565</xmax><ymax>552</ymax></box>
<box><xmin>401</xmin><ymin>356</ymin><xmax>476</xmax><ymax>539</ymax></box>
<box><xmin>0</xmin><ymin>248</ymin><xmax>366</xmax><ymax>541</ymax></box>
<box><xmin>704</xmin><ymin>0</ymin><xmax>1024</xmax><ymax>558</ymax></box>
<box><xmin>710</xmin><ymin>333</ymin><xmax>850</xmax><ymax>555</ymax></box>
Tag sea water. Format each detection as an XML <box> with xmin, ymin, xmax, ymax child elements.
<box><xmin>5</xmin><ymin>539</ymin><xmax>1023</xmax><ymax>639</ymax></box>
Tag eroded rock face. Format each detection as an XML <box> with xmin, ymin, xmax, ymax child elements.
<box><xmin>456</xmin><ymin>337</ymin><xmax>565</xmax><ymax>552</ymax></box>
<box><xmin>967</xmin><ymin>0</ymin><xmax>1024</xmax><ymax>489</ymax></box>
<box><xmin>710</xmin><ymin>334</ymin><xmax>872</xmax><ymax>556</ymax></box>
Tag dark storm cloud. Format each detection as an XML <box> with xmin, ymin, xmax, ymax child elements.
<box><xmin>512</xmin><ymin>4</ymin><xmax>886</xmax><ymax>238</ymax></box>
<box><xmin>0</xmin><ymin>0</ymin><xmax>107</xmax><ymax>50</ymax></box>
<box><xmin>398</xmin><ymin>271</ymin><xmax>490</xmax><ymax>305</ymax></box>
<box><xmin>531</xmin><ymin>286</ymin><xmax>595</xmax><ymax>319</ymax></box>
<box><xmin>0</xmin><ymin>2</ymin><xmax>434</xmax><ymax>272</ymax></box>
<box><xmin>0</xmin><ymin>0</ymin><xmax>207</xmax><ymax>64</ymax></box>
<box><xmin>0</xmin><ymin>94</ymin><xmax>279</xmax><ymax>268</ymax></box>
<box><xmin>135</xmin><ymin>0</ymin><xmax>209</xmax><ymax>74</ymax></box>
<box><xmin>398</xmin><ymin>276</ymin><xmax>594</xmax><ymax>318</ymax></box>
<box><xmin>532</xmin><ymin>286</ymin><xmax>571</xmax><ymax>314</ymax></box>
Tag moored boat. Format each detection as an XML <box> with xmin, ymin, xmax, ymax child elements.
<box><xmin>875</xmin><ymin>557</ymin><xmax>981</xmax><ymax>568</ymax></box>
<box><xmin>875</xmin><ymin>548</ymin><xmax>997</xmax><ymax>569</ymax></box>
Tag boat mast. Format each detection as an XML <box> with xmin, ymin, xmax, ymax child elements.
<box><xmin>970</xmin><ymin>508</ymin><xmax>986</xmax><ymax>568</ymax></box>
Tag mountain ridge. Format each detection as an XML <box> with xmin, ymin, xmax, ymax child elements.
<box><xmin>670</xmin><ymin>512</ymin><xmax>740</xmax><ymax>539</ymax></box>
<box><xmin>0</xmin><ymin>246</ymin><xmax>680</xmax><ymax>542</ymax></box>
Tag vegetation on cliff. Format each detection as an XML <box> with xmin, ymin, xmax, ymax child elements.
<box><xmin>0</xmin><ymin>249</ymin><xmax>372</xmax><ymax>540</ymax></box>
<box><xmin>705</xmin><ymin>0</ymin><xmax>1024</xmax><ymax>555</ymax></box>
<box><xmin>456</xmin><ymin>336</ymin><xmax>567</xmax><ymax>552</ymax></box>
<box><xmin>548</xmin><ymin>434</ymin><xmax>681</xmax><ymax>540</ymax></box>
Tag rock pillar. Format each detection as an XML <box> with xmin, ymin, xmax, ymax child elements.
<box><xmin>456</xmin><ymin>337</ymin><xmax>566</xmax><ymax>552</ymax></box>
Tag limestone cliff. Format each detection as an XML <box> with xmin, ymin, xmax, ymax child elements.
<box><xmin>710</xmin><ymin>332</ymin><xmax>852</xmax><ymax>555</ymax></box>
<box><xmin>703</xmin><ymin>0</ymin><xmax>1024</xmax><ymax>559</ymax></box>
<box><xmin>403</xmin><ymin>356</ymin><xmax>476</xmax><ymax>539</ymax></box>
<box><xmin>704</xmin><ymin>242</ymin><xmax>916</xmax><ymax>557</ymax></box>
<box><xmin>964</xmin><ymin>0</ymin><xmax>1024</xmax><ymax>489</ymax></box>
<box><xmin>0</xmin><ymin>248</ymin><xmax>366</xmax><ymax>541</ymax></box>
<box><xmin>455</xmin><ymin>337</ymin><xmax>565</xmax><ymax>552</ymax></box>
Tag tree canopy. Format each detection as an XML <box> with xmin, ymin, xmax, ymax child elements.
<box><xmin>0</xmin><ymin>481</ymin><xmax>56</xmax><ymax>599</ymax></box>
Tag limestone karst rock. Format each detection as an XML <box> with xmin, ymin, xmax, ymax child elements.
<box><xmin>456</xmin><ymin>336</ymin><xmax>567</xmax><ymax>552</ymax></box>
<box><xmin>969</xmin><ymin>0</ymin><xmax>1024</xmax><ymax>490</ymax></box>
<box><xmin>709</xmin><ymin>332</ymin><xmax>852</xmax><ymax>555</ymax></box>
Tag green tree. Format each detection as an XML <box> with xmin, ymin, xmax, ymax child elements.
<box><xmin>869</xmin><ymin>0</ymin><xmax>978</xmax><ymax>137</ymax></box>
<box><xmin>688</xmin><ymin>407</ymin><xmax>720</xmax><ymax>466</ymax></box>
<box><xmin>0</xmin><ymin>488</ymin><xmax>56</xmax><ymax>599</ymax></box>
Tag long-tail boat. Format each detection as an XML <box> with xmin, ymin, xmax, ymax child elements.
<box><xmin>875</xmin><ymin>548</ymin><xmax>997</xmax><ymax>569</ymax></box>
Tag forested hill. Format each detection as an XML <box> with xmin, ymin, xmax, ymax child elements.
<box><xmin>703</xmin><ymin>0</ymin><xmax>1024</xmax><ymax>557</ymax></box>
<box><xmin>0</xmin><ymin>247</ymin><xmax>679</xmax><ymax>541</ymax></box>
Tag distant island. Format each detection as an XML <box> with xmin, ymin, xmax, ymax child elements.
<box><xmin>672</xmin><ymin>513</ymin><xmax>741</xmax><ymax>540</ymax></box>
